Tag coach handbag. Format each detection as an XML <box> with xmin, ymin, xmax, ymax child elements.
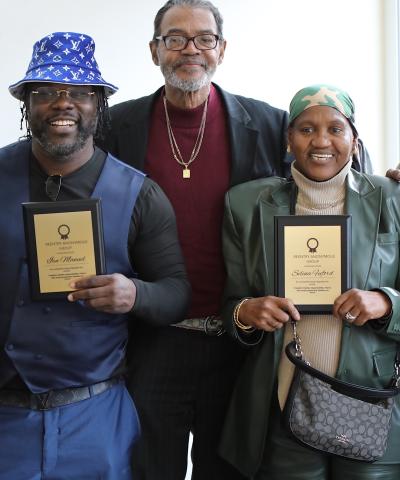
<box><xmin>283</xmin><ymin>321</ymin><xmax>400</xmax><ymax>462</ymax></box>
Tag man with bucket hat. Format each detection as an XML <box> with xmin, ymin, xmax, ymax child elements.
<box><xmin>0</xmin><ymin>31</ymin><xmax>189</xmax><ymax>479</ymax></box>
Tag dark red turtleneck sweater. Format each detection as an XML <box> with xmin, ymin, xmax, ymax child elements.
<box><xmin>145</xmin><ymin>85</ymin><xmax>230</xmax><ymax>318</ymax></box>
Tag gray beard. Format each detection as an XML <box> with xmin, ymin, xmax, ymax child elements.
<box><xmin>161</xmin><ymin>65</ymin><xmax>215</xmax><ymax>92</ymax></box>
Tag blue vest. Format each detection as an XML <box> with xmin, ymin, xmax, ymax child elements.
<box><xmin>0</xmin><ymin>141</ymin><xmax>145</xmax><ymax>393</ymax></box>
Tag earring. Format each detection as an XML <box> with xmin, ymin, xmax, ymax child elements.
<box><xmin>287</xmin><ymin>144</ymin><xmax>291</xmax><ymax>153</ymax></box>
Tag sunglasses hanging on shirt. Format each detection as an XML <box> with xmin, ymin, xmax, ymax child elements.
<box><xmin>45</xmin><ymin>174</ymin><xmax>62</xmax><ymax>201</ymax></box>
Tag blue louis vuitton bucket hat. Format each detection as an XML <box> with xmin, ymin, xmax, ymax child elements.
<box><xmin>9</xmin><ymin>32</ymin><xmax>118</xmax><ymax>100</ymax></box>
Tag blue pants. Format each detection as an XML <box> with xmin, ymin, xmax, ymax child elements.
<box><xmin>0</xmin><ymin>383</ymin><xmax>140</xmax><ymax>480</ymax></box>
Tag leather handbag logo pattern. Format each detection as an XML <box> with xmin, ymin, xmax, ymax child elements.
<box><xmin>285</xmin><ymin>370</ymin><xmax>394</xmax><ymax>462</ymax></box>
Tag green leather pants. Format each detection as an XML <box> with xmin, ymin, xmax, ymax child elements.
<box><xmin>254</xmin><ymin>397</ymin><xmax>400</xmax><ymax>480</ymax></box>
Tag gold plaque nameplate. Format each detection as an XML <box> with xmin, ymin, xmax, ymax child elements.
<box><xmin>23</xmin><ymin>199</ymin><xmax>105</xmax><ymax>300</ymax></box>
<box><xmin>274</xmin><ymin>215</ymin><xmax>351</xmax><ymax>314</ymax></box>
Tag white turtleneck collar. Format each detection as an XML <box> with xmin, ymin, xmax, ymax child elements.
<box><xmin>291</xmin><ymin>160</ymin><xmax>352</xmax><ymax>213</ymax></box>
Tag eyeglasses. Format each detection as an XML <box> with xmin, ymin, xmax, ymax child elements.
<box><xmin>155</xmin><ymin>34</ymin><xmax>219</xmax><ymax>51</ymax></box>
<box><xmin>30</xmin><ymin>87</ymin><xmax>96</xmax><ymax>104</ymax></box>
<box><xmin>45</xmin><ymin>174</ymin><xmax>62</xmax><ymax>201</ymax></box>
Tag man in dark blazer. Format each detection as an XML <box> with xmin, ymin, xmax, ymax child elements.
<box><xmin>99</xmin><ymin>1</ymin><xmax>371</xmax><ymax>479</ymax></box>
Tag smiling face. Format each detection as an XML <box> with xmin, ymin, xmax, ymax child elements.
<box><xmin>288</xmin><ymin>106</ymin><xmax>357</xmax><ymax>182</ymax></box>
<box><xmin>150</xmin><ymin>6</ymin><xmax>226</xmax><ymax>93</ymax></box>
<box><xmin>26</xmin><ymin>83</ymin><xmax>98</xmax><ymax>162</ymax></box>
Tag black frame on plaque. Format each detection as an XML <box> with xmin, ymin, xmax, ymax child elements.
<box><xmin>22</xmin><ymin>198</ymin><xmax>106</xmax><ymax>301</ymax></box>
<box><xmin>274</xmin><ymin>215</ymin><xmax>351</xmax><ymax>314</ymax></box>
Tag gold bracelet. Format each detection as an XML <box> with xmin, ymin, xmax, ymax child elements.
<box><xmin>233</xmin><ymin>298</ymin><xmax>255</xmax><ymax>332</ymax></box>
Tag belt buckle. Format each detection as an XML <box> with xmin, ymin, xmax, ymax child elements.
<box><xmin>204</xmin><ymin>316</ymin><xmax>224</xmax><ymax>336</ymax></box>
<box><xmin>31</xmin><ymin>391</ymin><xmax>51</xmax><ymax>411</ymax></box>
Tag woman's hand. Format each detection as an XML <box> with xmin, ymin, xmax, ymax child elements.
<box><xmin>333</xmin><ymin>288</ymin><xmax>391</xmax><ymax>326</ymax></box>
<box><xmin>237</xmin><ymin>296</ymin><xmax>300</xmax><ymax>332</ymax></box>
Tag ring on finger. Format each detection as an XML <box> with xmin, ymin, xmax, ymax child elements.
<box><xmin>344</xmin><ymin>311</ymin><xmax>357</xmax><ymax>322</ymax></box>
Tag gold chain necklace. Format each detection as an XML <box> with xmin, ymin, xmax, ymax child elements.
<box><xmin>163</xmin><ymin>95</ymin><xmax>208</xmax><ymax>179</ymax></box>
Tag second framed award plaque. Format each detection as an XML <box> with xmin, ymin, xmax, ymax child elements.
<box><xmin>274</xmin><ymin>215</ymin><xmax>351</xmax><ymax>314</ymax></box>
<box><xmin>22</xmin><ymin>199</ymin><xmax>106</xmax><ymax>301</ymax></box>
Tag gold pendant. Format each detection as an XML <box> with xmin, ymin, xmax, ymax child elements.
<box><xmin>183</xmin><ymin>168</ymin><xmax>190</xmax><ymax>179</ymax></box>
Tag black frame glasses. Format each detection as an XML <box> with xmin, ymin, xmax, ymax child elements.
<box><xmin>155</xmin><ymin>34</ymin><xmax>219</xmax><ymax>51</ymax></box>
<box><xmin>31</xmin><ymin>87</ymin><xmax>96</xmax><ymax>104</ymax></box>
<box><xmin>45</xmin><ymin>174</ymin><xmax>62</xmax><ymax>201</ymax></box>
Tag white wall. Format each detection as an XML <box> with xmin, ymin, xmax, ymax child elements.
<box><xmin>0</xmin><ymin>2</ymin><xmax>396</xmax><ymax>478</ymax></box>
<box><xmin>383</xmin><ymin>0</ymin><xmax>400</xmax><ymax>168</ymax></box>
<box><xmin>0</xmin><ymin>0</ymin><xmax>394</xmax><ymax>173</ymax></box>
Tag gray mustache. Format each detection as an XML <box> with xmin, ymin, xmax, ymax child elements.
<box><xmin>173</xmin><ymin>61</ymin><xmax>206</xmax><ymax>68</ymax></box>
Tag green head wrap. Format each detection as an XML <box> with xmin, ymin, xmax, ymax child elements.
<box><xmin>289</xmin><ymin>84</ymin><xmax>357</xmax><ymax>134</ymax></box>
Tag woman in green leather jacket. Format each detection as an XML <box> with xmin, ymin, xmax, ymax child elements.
<box><xmin>219</xmin><ymin>84</ymin><xmax>400</xmax><ymax>480</ymax></box>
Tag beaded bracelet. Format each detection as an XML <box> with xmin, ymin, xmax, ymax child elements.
<box><xmin>233</xmin><ymin>298</ymin><xmax>255</xmax><ymax>332</ymax></box>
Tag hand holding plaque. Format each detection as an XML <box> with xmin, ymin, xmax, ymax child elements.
<box><xmin>274</xmin><ymin>215</ymin><xmax>351</xmax><ymax>314</ymax></box>
<box><xmin>23</xmin><ymin>199</ymin><xmax>106</xmax><ymax>300</ymax></box>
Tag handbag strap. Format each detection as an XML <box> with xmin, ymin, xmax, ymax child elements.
<box><xmin>289</xmin><ymin>319</ymin><xmax>400</xmax><ymax>397</ymax></box>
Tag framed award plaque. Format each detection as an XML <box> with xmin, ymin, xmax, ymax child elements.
<box><xmin>274</xmin><ymin>215</ymin><xmax>351</xmax><ymax>314</ymax></box>
<box><xmin>22</xmin><ymin>198</ymin><xmax>106</xmax><ymax>300</ymax></box>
